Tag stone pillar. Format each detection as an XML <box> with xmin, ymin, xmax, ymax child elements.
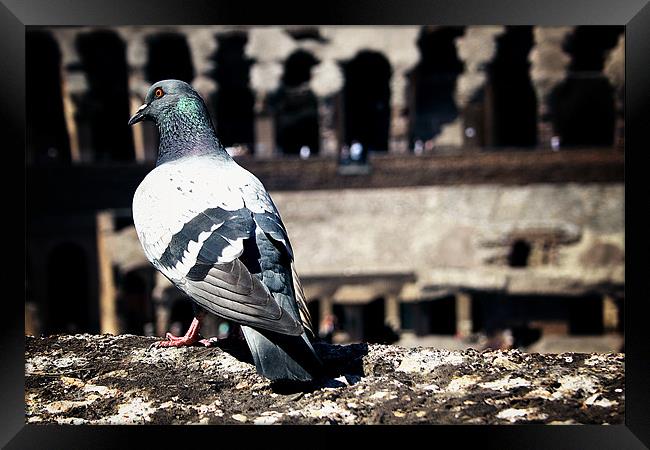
<box><xmin>384</xmin><ymin>29</ymin><xmax>420</xmax><ymax>154</ymax></box>
<box><xmin>51</xmin><ymin>29</ymin><xmax>87</xmax><ymax>163</ymax></box>
<box><xmin>96</xmin><ymin>211</ymin><xmax>119</xmax><ymax>335</ymax></box>
<box><xmin>602</xmin><ymin>294</ymin><xmax>619</xmax><ymax>332</ymax></box>
<box><xmin>253</xmin><ymin>93</ymin><xmax>277</xmax><ymax>159</ymax></box>
<box><xmin>529</xmin><ymin>27</ymin><xmax>573</xmax><ymax>148</ymax></box>
<box><xmin>388</xmin><ymin>72</ymin><xmax>411</xmax><ymax>154</ymax></box>
<box><xmin>120</xmin><ymin>29</ymin><xmax>150</xmax><ymax>162</ymax></box>
<box><xmin>246</xmin><ymin>28</ymin><xmax>297</xmax><ymax>159</ymax></box>
<box><xmin>311</xmin><ymin>59</ymin><xmax>345</xmax><ymax>158</ymax></box>
<box><xmin>454</xmin><ymin>26</ymin><xmax>505</xmax><ymax>148</ymax></box>
<box><xmin>184</xmin><ymin>28</ymin><xmax>218</xmax><ymax>114</ymax></box>
<box><xmin>455</xmin><ymin>291</ymin><xmax>473</xmax><ymax>338</ymax></box>
<box><xmin>604</xmin><ymin>33</ymin><xmax>625</xmax><ymax>150</ymax></box>
<box><xmin>316</xmin><ymin>96</ymin><xmax>340</xmax><ymax>157</ymax></box>
<box><xmin>385</xmin><ymin>295</ymin><xmax>401</xmax><ymax>331</ymax></box>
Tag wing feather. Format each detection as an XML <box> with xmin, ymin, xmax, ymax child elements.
<box><xmin>292</xmin><ymin>262</ymin><xmax>315</xmax><ymax>338</ymax></box>
<box><xmin>182</xmin><ymin>260</ymin><xmax>303</xmax><ymax>335</ymax></box>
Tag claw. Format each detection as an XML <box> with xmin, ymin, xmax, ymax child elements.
<box><xmin>165</xmin><ymin>332</ymin><xmax>183</xmax><ymax>341</ymax></box>
<box><xmin>150</xmin><ymin>317</ymin><xmax>212</xmax><ymax>348</ymax></box>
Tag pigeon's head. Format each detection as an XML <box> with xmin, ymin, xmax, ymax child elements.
<box><xmin>128</xmin><ymin>79</ymin><xmax>209</xmax><ymax>127</ymax></box>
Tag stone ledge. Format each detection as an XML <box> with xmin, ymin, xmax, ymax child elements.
<box><xmin>25</xmin><ymin>334</ymin><xmax>624</xmax><ymax>425</ymax></box>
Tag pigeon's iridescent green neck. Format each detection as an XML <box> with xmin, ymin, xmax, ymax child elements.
<box><xmin>155</xmin><ymin>95</ymin><xmax>229</xmax><ymax>166</ymax></box>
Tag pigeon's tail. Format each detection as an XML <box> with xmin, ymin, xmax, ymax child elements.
<box><xmin>241</xmin><ymin>325</ymin><xmax>322</xmax><ymax>382</ymax></box>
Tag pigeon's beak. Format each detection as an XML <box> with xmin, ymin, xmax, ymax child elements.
<box><xmin>128</xmin><ymin>103</ymin><xmax>149</xmax><ymax>126</ymax></box>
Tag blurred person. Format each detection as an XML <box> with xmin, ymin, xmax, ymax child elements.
<box><xmin>299</xmin><ymin>145</ymin><xmax>311</xmax><ymax>159</ymax></box>
<box><xmin>319</xmin><ymin>314</ymin><xmax>338</xmax><ymax>343</ymax></box>
<box><xmin>350</xmin><ymin>141</ymin><xmax>363</xmax><ymax>161</ymax></box>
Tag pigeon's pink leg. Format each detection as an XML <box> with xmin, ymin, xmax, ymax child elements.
<box><xmin>157</xmin><ymin>317</ymin><xmax>204</xmax><ymax>347</ymax></box>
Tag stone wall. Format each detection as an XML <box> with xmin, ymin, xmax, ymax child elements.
<box><xmin>25</xmin><ymin>334</ymin><xmax>624</xmax><ymax>425</ymax></box>
<box><xmin>273</xmin><ymin>182</ymin><xmax>623</xmax><ymax>294</ymax></box>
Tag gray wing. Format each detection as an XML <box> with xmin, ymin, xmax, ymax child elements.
<box><xmin>244</xmin><ymin>180</ymin><xmax>315</xmax><ymax>337</ymax></box>
<box><xmin>184</xmin><ymin>260</ymin><xmax>304</xmax><ymax>336</ymax></box>
<box><xmin>170</xmin><ymin>207</ymin><xmax>303</xmax><ymax>336</ymax></box>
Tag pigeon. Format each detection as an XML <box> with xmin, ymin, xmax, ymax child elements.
<box><xmin>128</xmin><ymin>79</ymin><xmax>321</xmax><ymax>382</ymax></box>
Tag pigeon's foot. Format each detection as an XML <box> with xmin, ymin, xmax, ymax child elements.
<box><xmin>157</xmin><ymin>335</ymin><xmax>198</xmax><ymax>347</ymax></box>
<box><xmin>155</xmin><ymin>317</ymin><xmax>202</xmax><ymax>348</ymax></box>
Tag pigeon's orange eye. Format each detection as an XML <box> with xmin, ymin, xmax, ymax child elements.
<box><xmin>154</xmin><ymin>88</ymin><xmax>164</xmax><ymax>98</ymax></box>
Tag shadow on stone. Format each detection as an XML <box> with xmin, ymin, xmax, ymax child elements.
<box><xmin>207</xmin><ymin>335</ymin><xmax>370</xmax><ymax>394</ymax></box>
<box><xmin>268</xmin><ymin>341</ymin><xmax>370</xmax><ymax>394</ymax></box>
<box><xmin>314</xmin><ymin>341</ymin><xmax>369</xmax><ymax>378</ymax></box>
<box><xmin>212</xmin><ymin>334</ymin><xmax>254</xmax><ymax>365</ymax></box>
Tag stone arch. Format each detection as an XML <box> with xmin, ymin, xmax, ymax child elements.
<box><xmin>209</xmin><ymin>32</ymin><xmax>255</xmax><ymax>151</ymax></box>
<box><xmin>341</xmin><ymin>51</ymin><xmax>392</xmax><ymax>153</ymax></box>
<box><xmin>548</xmin><ymin>26</ymin><xmax>623</xmax><ymax>147</ymax></box>
<box><xmin>76</xmin><ymin>30</ymin><xmax>134</xmax><ymax>162</ymax></box>
<box><xmin>145</xmin><ymin>33</ymin><xmax>195</xmax><ymax>84</ymax></box>
<box><xmin>269</xmin><ymin>49</ymin><xmax>320</xmax><ymax>156</ymax></box>
<box><xmin>409</xmin><ymin>26</ymin><xmax>465</xmax><ymax>147</ymax></box>
<box><xmin>46</xmin><ymin>243</ymin><xmax>90</xmax><ymax>333</ymax></box>
<box><xmin>27</xmin><ymin>30</ymin><xmax>71</xmax><ymax>165</ymax></box>
<box><xmin>485</xmin><ymin>26</ymin><xmax>538</xmax><ymax>148</ymax></box>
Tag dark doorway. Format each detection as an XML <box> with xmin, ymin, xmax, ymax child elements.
<box><xmin>46</xmin><ymin>243</ymin><xmax>90</xmax><ymax>334</ymax></box>
<box><xmin>209</xmin><ymin>33</ymin><xmax>255</xmax><ymax>150</ymax></box>
<box><xmin>270</xmin><ymin>50</ymin><xmax>320</xmax><ymax>155</ymax></box>
<box><xmin>485</xmin><ymin>26</ymin><xmax>538</xmax><ymax>148</ymax></box>
<box><xmin>411</xmin><ymin>296</ymin><xmax>457</xmax><ymax>336</ymax></box>
<box><xmin>548</xmin><ymin>26</ymin><xmax>623</xmax><ymax>147</ymax></box>
<box><xmin>508</xmin><ymin>240</ymin><xmax>532</xmax><ymax>268</ymax></box>
<box><xmin>76</xmin><ymin>30</ymin><xmax>134</xmax><ymax>161</ymax></box>
<box><xmin>472</xmin><ymin>292</ymin><xmax>605</xmax><ymax>340</ymax></box>
<box><xmin>569</xmin><ymin>295</ymin><xmax>604</xmax><ymax>335</ymax></box>
<box><xmin>145</xmin><ymin>33</ymin><xmax>195</xmax><ymax>84</ymax></box>
<box><xmin>342</xmin><ymin>51</ymin><xmax>392</xmax><ymax>153</ymax></box>
<box><xmin>26</xmin><ymin>30</ymin><xmax>71</xmax><ymax>165</ymax></box>
<box><xmin>118</xmin><ymin>267</ymin><xmax>155</xmax><ymax>335</ymax></box>
<box><xmin>409</xmin><ymin>26</ymin><xmax>465</xmax><ymax>146</ymax></box>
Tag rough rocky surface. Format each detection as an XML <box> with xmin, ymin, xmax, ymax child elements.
<box><xmin>25</xmin><ymin>334</ymin><xmax>624</xmax><ymax>425</ymax></box>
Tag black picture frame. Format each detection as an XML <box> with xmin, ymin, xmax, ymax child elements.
<box><xmin>6</xmin><ymin>0</ymin><xmax>650</xmax><ymax>447</ymax></box>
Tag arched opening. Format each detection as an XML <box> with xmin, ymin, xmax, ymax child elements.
<box><xmin>409</xmin><ymin>26</ymin><xmax>465</xmax><ymax>147</ymax></box>
<box><xmin>118</xmin><ymin>267</ymin><xmax>155</xmax><ymax>335</ymax></box>
<box><xmin>548</xmin><ymin>26</ymin><xmax>623</xmax><ymax>148</ymax></box>
<box><xmin>76</xmin><ymin>30</ymin><xmax>134</xmax><ymax>162</ymax></box>
<box><xmin>342</xmin><ymin>51</ymin><xmax>392</xmax><ymax>154</ymax></box>
<box><xmin>145</xmin><ymin>33</ymin><xmax>195</xmax><ymax>84</ymax></box>
<box><xmin>26</xmin><ymin>30</ymin><xmax>71</xmax><ymax>165</ymax></box>
<box><xmin>269</xmin><ymin>50</ymin><xmax>320</xmax><ymax>156</ymax></box>
<box><xmin>508</xmin><ymin>240</ymin><xmax>531</xmax><ymax>268</ymax></box>
<box><xmin>485</xmin><ymin>26</ymin><xmax>537</xmax><ymax>148</ymax></box>
<box><xmin>209</xmin><ymin>32</ymin><xmax>255</xmax><ymax>151</ymax></box>
<box><xmin>46</xmin><ymin>243</ymin><xmax>90</xmax><ymax>334</ymax></box>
